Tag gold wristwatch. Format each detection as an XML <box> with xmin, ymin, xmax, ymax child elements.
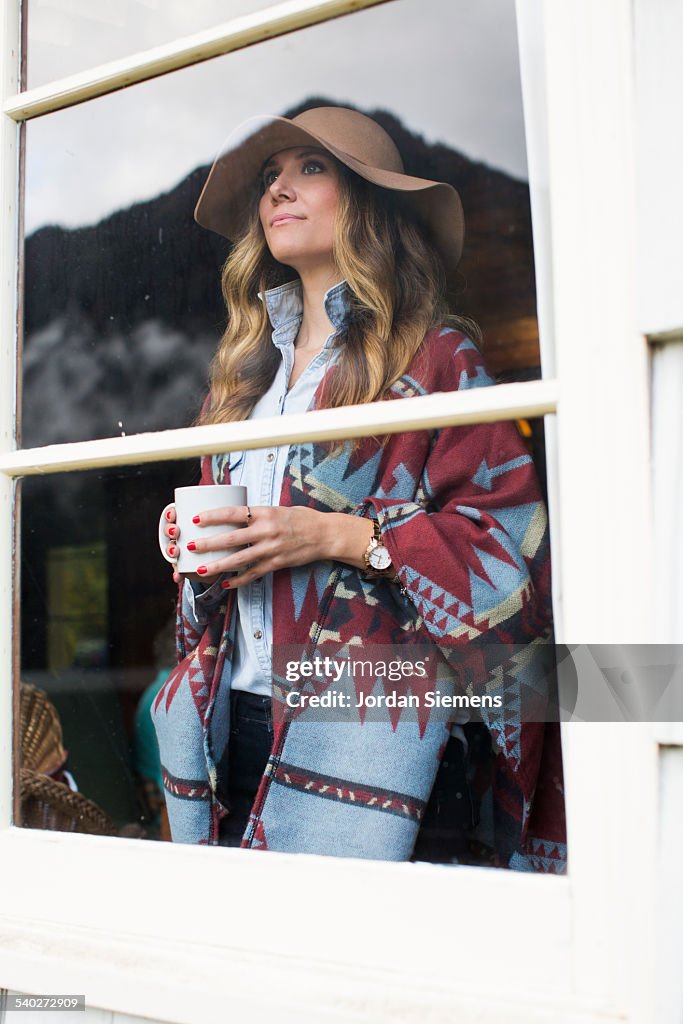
<box><xmin>362</xmin><ymin>520</ymin><xmax>393</xmax><ymax>577</ymax></box>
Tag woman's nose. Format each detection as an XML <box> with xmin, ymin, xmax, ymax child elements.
<box><xmin>268</xmin><ymin>170</ymin><xmax>295</xmax><ymax>201</ymax></box>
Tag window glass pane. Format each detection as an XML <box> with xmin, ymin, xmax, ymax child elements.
<box><xmin>24</xmin><ymin>0</ymin><xmax>278</xmax><ymax>89</ymax></box>
<box><xmin>23</xmin><ymin>0</ymin><xmax>538</xmax><ymax>447</ymax></box>
<box><xmin>18</xmin><ymin>418</ymin><xmax>564</xmax><ymax>873</ymax></box>
<box><xmin>19</xmin><ymin>0</ymin><xmax>565</xmax><ymax>870</ymax></box>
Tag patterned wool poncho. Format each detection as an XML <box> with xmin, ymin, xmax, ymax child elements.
<box><xmin>152</xmin><ymin>326</ymin><xmax>567</xmax><ymax>872</ymax></box>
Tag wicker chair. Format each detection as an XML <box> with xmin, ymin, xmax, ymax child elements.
<box><xmin>18</xmin><ymin>682</ymin><xmax>118</xmax><ymax>836</ymax></box>
<box><xmin>19</xmin><ymin>767</ymin><xmax>117</xmax><ymax>835</ymax></box>
<box><xmin>19</xmin><ymin>681</ymin><xmax>67</xmax><ymax>775</ymax></box>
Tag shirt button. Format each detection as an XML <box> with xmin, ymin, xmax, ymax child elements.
<box><xmin>253</xmin><ymin>629</ymin><xmax>263</xmax><ymax>640</ymax></box>
<box><xmin>266</xmin><ymin>452</ymin><xmax>275</xmax><ymax>462</ymax></box>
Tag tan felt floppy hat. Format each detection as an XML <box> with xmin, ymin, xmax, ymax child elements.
<box><xmin>194</xmin><ymin>106</ymin><xmax>465</xmax><ymax>278</ymax></box>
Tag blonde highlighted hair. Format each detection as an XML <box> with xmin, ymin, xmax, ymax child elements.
<box><xmin>198</xmin><ymin>162</ymin><xmax>478</xmax><ymax>426</ymax></box>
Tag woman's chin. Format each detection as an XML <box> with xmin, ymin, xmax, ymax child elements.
<box><xmin>266</xmin><ymin>244</ymin><xmax>334</xmax><ymax>272</ymax></box>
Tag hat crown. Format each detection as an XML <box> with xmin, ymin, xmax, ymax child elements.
<box><xmin>292</xmin><ymin>106</ymin><xmax>404</xmax><ymax>174</ymax></box>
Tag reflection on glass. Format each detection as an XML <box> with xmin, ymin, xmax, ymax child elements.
<box><xmin>46</xmin><ymin>541</ymin><xmax>108</xmax><ymax>671</ymax></box>
<box><xmin>20</xmin><ymin>460</ymin><xmax>197</xmax><ymax>839</ymax></box>
<box><xmin>24</xmin><ymin>0</ymin><xmax>278</xmax><ymax>89</ymax></box>
<box><xmin>23</xmin><ymin>0</ymin><xmax>537</xmax><ymax>448</ymax></box>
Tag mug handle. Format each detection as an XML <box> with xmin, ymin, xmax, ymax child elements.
<box><xmin>158</xmin><ymin>503</ymin><xmax>177</xmax><ymax>564</ymax></box>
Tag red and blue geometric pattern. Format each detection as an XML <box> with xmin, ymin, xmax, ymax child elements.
<box><xmin>151</xmin><ymin>326</ymin><xmax>566</xmax><ymax>867</ymax></box>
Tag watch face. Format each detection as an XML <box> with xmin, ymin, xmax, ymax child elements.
<box><xmin>369</xmin><ymin>544</ymin><xmax>392</xmax><ymax>571</ymax></box>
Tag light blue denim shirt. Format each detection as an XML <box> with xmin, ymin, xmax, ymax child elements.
<box><xmin>186</xmin><ymin>278</ymin><xmax>350</xmax><ymax>695</ymax></box>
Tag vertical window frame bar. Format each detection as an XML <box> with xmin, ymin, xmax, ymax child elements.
<box><xmin>0</xmin><ymin>0</ymin><xmax>20</xmax><ymax>835</ymax></box>
<box><xmin>540</xmin><ymin>0</ymin><xmax>656</xmax><ymax>1020</ymax></box>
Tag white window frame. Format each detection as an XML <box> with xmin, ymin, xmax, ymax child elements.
<box><xmin>0</xmin><ymin>2</ymin><xmax>660</xmax><ymax>1021</ymax></box>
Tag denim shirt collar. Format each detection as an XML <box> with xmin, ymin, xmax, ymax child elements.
<box><xmin>260</xmin><ymin>279</ymin><xmax>351</xmax><ymax>350</ymax></box>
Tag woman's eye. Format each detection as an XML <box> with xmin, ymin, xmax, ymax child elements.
<box><xmin>261</xmin><ymin>158</ymin><xmax>325</xmax><ymax>189</ymax></box>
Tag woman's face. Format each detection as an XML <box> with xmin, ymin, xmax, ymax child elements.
<box><xmin>258</xmin><ymin>146</ymin><xmax>342</xmax><ymax>277</ymax></box>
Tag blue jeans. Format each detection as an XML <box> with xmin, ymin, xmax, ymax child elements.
<box><xmin>217</xmin><ymin>691</ymin><xmax>273</xmax><ymax>847</ymax></box>
<box><xmin>410</xmin><ymin>734</ymin><xmax>474</xmax><ymax>863</ymax></box>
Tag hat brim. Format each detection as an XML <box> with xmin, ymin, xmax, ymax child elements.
<box><xmin>194</xmin><ymin>114</ymin><xmax>464</xmax><ymax>277</ymax></box>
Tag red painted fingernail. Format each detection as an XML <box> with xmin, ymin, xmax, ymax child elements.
<box><xmin>168</xmin><ymin>545</ymin><xmax>177</xmax><ymax>556</ymax></box>
<box><xmin>196</xmin><ymin>565</ymin><xmax>207</xmax><ymax>575</ymax></box>
<box><xmin>187</xmin><ymin>541</ymin><xmax>197</xmax><ymax>551</ymax></box>
<box><xmin>168</xmin><ymin>527</ymin><xmax>177</xmax><ymax>537</ymax></box>
<box><xmin>165</xmin><ymin>509</ymin><xmax>174</xmax><ymax>521</ymax></box>
<box><xmin>221</xmin><ymin>580</ymin><xmax>231</xmax><ymax>589</ymax></box>
<box><xmin>192</xmin><ymin>515</ymin><xmax>201</xmax><ymax>524</ymax></box>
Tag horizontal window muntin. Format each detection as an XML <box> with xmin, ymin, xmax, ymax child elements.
<box><xmin>6</xmin><ymin>0</ymin><xmax>393</xmax><ymax>121</ymax></box>
<box><xmin>0</xmin><ymin>379</ymin><xmax>558</xmax><ymax>476</ymax></box>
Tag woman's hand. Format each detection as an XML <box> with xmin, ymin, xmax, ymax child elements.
<box><xmin>161</xmin><ymin>506</ymin><xmax>184</xmax><ymax>584</ymax></box>
<box><xmin>185</xmin><ymin>505</ymin><xmax>375</xmax><ymax>589</ymax></box>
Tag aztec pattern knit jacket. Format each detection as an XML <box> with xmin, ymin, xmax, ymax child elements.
<box><xmin>151</xmin><ymin>326</ymin><xmax>567</xmax><ymax>872</ymax></box>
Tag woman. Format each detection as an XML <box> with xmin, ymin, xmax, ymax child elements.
<box><xmin>152</xmin><ymin>106</ymin><xmax>566</xmax><ymax>871</ymax></box>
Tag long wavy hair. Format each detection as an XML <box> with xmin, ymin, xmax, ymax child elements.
<box><xmin>198</xmin><ymin>160</ymin><xmax>478</xmax><ymax>426</ymax></box>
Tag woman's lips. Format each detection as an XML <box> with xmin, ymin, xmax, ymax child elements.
<box><xmin>271</xmin><ymin>214</ymin><xmax>304</xmax><ymax>225</ymax></box>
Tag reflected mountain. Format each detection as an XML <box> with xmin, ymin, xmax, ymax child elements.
<box><xmin>23</xmin><ymin>99</ymin><xmax>537</xmax><ymax>448</ymax></box>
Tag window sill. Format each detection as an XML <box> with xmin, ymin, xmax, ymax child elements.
<box><xmin>0</xmin><ymin>826</ymin><xmax>572</xmax><ymax>1022</ymax></box>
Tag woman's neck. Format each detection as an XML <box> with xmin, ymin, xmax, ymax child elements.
<box><xmin>296</xmin><ymin>267</ymin><xmax>341</xmax><ymax>351</ymax></box>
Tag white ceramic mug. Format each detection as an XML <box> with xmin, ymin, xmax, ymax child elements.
<box><xmin>158</xmin><ymin>484</ymin><xmax>248</xmax><ymax>574</ymax></box>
